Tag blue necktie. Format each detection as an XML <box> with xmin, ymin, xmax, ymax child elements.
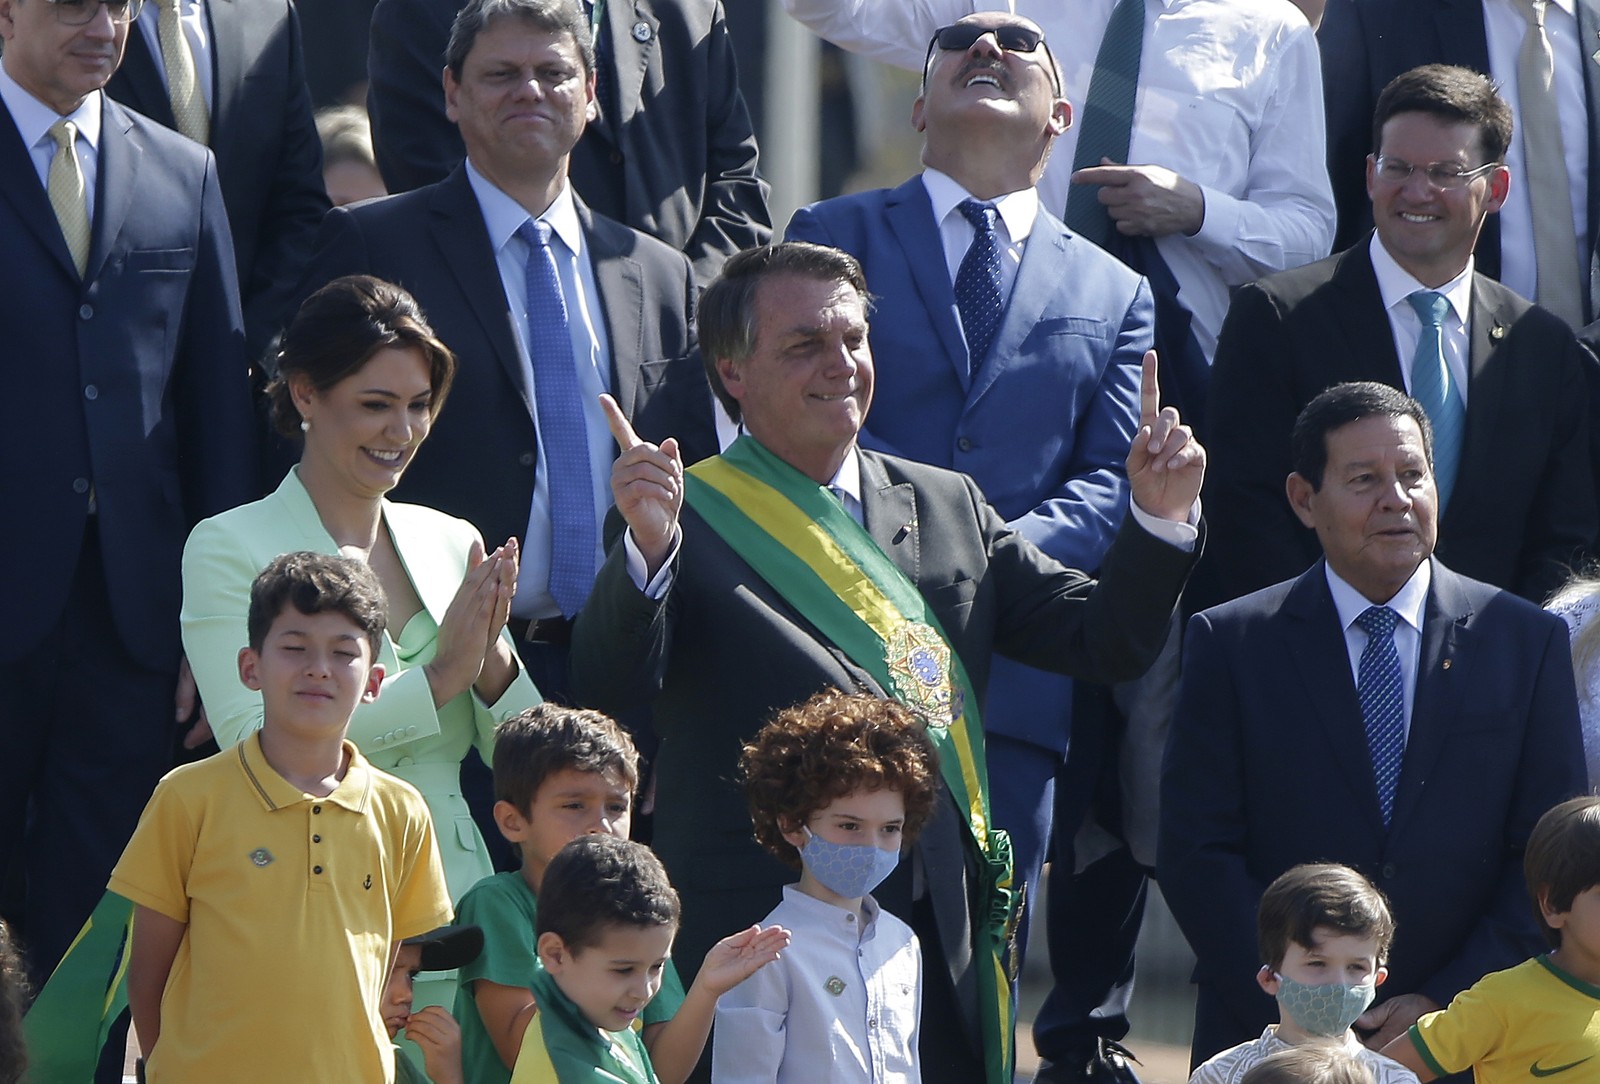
<box><xmin>1355</xmin><ymin>605</ymin><xmax>1405</xmax><ymax>826</ymax></box>
<box><xmin>955</xmin><ymin>198</ymin><xmax>1004</xmax><ymax>375</ymax></box>
<box><xmin>518</xmin><ymin>218</ymin><xmax>597</xmax><ymax>617</ymax></box>
<box><xmin>1064</xmin><ymin>0</ymin><xmax>1145</xmax><ymax>247</ymax></box>
<box><xmin>1406</xmin><ymin>291</ymin><xmax>1464</xmax><ymax>508</ymax></box>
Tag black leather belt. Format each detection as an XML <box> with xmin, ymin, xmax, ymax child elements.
<box><xmin>509</xmin><ymin>615</ymin><xmax>575</xmax><ymax>646</ymax></box>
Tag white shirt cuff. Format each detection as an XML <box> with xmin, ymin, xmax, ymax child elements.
<box><xmin>1129</xmin><ymin>499</ymin><xmax>1201</xmax><ymax>551</ymax></box>
<box><xmin>623</xmin><ymin>527</ymin><xmax>681</xmax><ymax>598</ymax></box>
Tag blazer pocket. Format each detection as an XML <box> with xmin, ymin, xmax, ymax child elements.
<box><xmin>125</xmin><ymin>247</ymin><xmax>196</xmax><ymax>273</ymax></box>
<box><xmin>1028</xmin><ymin>315</ymin><xmax>1109</xmax><ymax>340</ymax></box>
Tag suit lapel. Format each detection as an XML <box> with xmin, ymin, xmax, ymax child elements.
<box><xmin>206</xmin><ymin>0</ymin><xmax>244</xmax><ymax>159</ymax></box>
<box><xmin>598</xmin><ymin>0</ymin><xmax>654</xmax><ymax>147</ymax></box>
<box><xmin>88</xmin><ymin>104</ymin><xmax>140</xmax><ymax>286</ymax></box>
<box><xmin>858</xmin><ymin>452</ymin><xmax>919</xmax><ymax>585</ymax></box>
<box><xmin>1331</xmin><ymin>243</ymin><xmax>1405</xmax><ymax>386</ymax></box>
<box><xmin>577</xmin><ymin>198</ymin><xmax>647</xmax><ymax>415</ymax></box>
<box><xmin>884</xmin><ymin>178</ymin><xmax>971</xmax><ymax>390</ymax></box>
<box><xmin>0</xmin><ymin>101</ymin><xmax>81</xmax><ymax>278</ymax></box>
<box><xmin>428</xmin><ymin>168</ymin><xmax>535</xmax><ymax>417</ymax></box>
<box><xmin>1577</xmin><ymin>0</ymin><xmax>1600</xmax><ymax>310</ymax></box>
<box><xmin>1389</xmin><ymin>561</ymin><xmax>1470</xmax><ymax>836</ymax></box>
<box><xmin>114</xmin><ymin>28</ymin><xmax>177</xmax><ymax>128</ymax></box>
<box><xmin>1450</xmin><ymin>276</ymin><xmax>1511</xmax><ymax>524</ymax></box>
<box><xmin>1283</xmin><ymin>564</ymin><xmax>1390</xmax><ymax>837</ymax></box>
<box><xmin>967</xmin><ymin>217</ymin><xmax>1064</xmax><ymax>409</ymax></box>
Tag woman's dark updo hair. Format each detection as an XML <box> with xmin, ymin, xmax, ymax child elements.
<box><xmin>267</xmin><ymin>275</ymin><xmax>457</xmax><ymax>439</ymax></box>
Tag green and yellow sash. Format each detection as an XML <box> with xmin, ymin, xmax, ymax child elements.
<box><xmin>22</xmin><ymin>891</ymin><xmax>134</xmax><ymax>1083</ymax></box>
<box><xmin>685</xmin><ymin>436</ymin><xmax>1017</xmax><ymax>1084</ymax></box>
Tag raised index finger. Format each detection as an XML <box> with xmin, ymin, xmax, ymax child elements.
<box><xmin>600</xmin><ymin>393</ymin><xmax>642</xmax><ymax>451</ymax></box>
<box><xmin>1139</xmin><ymin>350</ymin><xmax>1161</xmax><ymax>428</ymax></box>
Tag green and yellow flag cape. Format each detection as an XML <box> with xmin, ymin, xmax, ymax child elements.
<box><xmin>684</xmin><ymin>436</ymin><xmax>1018</xmax><ymax>1084</ymax></box>
<box><xmin>22</xmin><ymin>891</ymin><xmax>134</xmax><ymax>1083</ymax></box>
<box><xmin>510</xmin><ymin>961</ymin><xmax>659</xmax><ymax>1084</ymax></box>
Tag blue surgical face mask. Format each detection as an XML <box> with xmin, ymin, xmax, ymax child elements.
<box><xmin>1272</xmin><ymin>974</ymin><xmax>1378</xmax><ymax>1037</ymax></box>
<box><xmin>799</xmin><ymin>828</ymin><xmax>901</xmax><ymax>900</ymax></box>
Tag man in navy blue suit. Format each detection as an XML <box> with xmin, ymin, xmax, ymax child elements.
<box><xmin>1160</xmin><ymin>381</ymin><xmax>1585</xmax><ymax>1071</ymax></box>
<box><xmin>786</xmin><ymin>10</ymin><xmax>1153</xmax><ymax>961</ymax></box>
<box><xmin>0</xmin><ymin>0</ymin><xmax>257</xmax><ymax>982</ymax></box>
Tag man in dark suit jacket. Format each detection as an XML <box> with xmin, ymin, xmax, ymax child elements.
<box><xmin>1160</xmin><ymin>380</ymin><xmax>1586</xmax><ymax>1069</ymax></box>
<box><xmin>0</xmin><ymin>0</ymin><xmax>258</xmax><ymax>980</ymax></box>
<box><xmin>1320</xmin><ymin>0</ymin><xmax>1600</xmax><ymax>324</ymax></box>
<box><xmin>106</xmin><ymin>0</ymin><xmax>328</xmax><ymax>361</ymax></box>
<box><xmin>1197</xmin><ymin>64</ymin><xmax>1595</xmax><ymax>612</ymax></box>
<box><xmin>297</xmin><ymin>0</ymin><xmax>709</xmax><ymax>696</ymax></box>
<box><xmin>367</xmin><ymin>0</ymin><xmax>766</xmax><ymax>284</ymax></box>
<box><xmin>570</xmin><ymin>241</ymin><xmax>1205</xmax><ymax>1082</ymax></box>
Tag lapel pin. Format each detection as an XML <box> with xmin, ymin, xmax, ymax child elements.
<box><xmin>248</xmin><ymin>847</ymin><xmax>274</xmax><ymax>867</ymax></box>
<box><xmin>1442</xmin><ymin>659</ymin><xmax>1452</xmax><ymax>670</ymax></box>
<box><xmin>824</xmin><ymin>976</ymin><xmax>846</xmax><ymax>996</ymax></box>
<box><xmin>632</xmin><ymin>20</ymin><xmax>652</xmax><ymax>42</ymax></box>
<box><xmin>1489</xmin><ymin>324</ymin><xmax>1506</xmax><ymax>342</ymax></box>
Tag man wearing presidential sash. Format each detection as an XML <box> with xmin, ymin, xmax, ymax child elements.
<box><xmin>571</xmin><ymin>241</ymin><xmax>1205</xmax><ymax>1084</ymax></box>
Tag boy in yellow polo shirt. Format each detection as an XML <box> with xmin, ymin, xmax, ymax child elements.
<box><xmin>112</xmin><ymin>552</ymin><xmax>452</xmax><ymax>1083</ymax></box>
<box><xmin>1381</xmin><ymin>795</ymin><xmax>1600</xmax><ymax>1082</ymax></box>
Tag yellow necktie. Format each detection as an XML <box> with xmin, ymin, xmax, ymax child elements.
<box><xmin>155</xmin><ymin>0</ymin><xmax>209</xmax><ymax>144</ymax></box>
<box><xmin>47</xmin><ymin>119</ymin><xmax>90</xmax><ymax>277</ymax></box>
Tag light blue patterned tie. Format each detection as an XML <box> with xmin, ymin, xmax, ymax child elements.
<box><xmin>1355</xmin><ymin>605</ymin><xmax>1405</xmax><ymax>826</ymax></box>
<box><xmin>1406</xmin><ymin>291</ymin><xmax>1464</xmax><ymax>508</ymax></box>
<box><xmin>1064</xmin><ymin>0</ymin><xmax>1144</xmax><ymax>247</ymax></box>
<box><xmin>955</xmin><ymin>198</ymin><xmax>1004</xmax><ymax>375</ymax></box>
<box><xmin>518</xmin><ymin>218</ymin><xmax>596</xmax><ymax>617</ymax></box>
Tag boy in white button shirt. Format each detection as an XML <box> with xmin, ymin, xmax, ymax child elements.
<box><xmin>713</xmin><ymin>691</ymin><xmax>941</xmax><ymax>1083</ymax></box>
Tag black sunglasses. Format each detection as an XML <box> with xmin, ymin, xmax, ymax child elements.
<box><xmin>923</xmin><ymin>23</ymin><xmax>1061</xmax><ymax>94</ymax></box>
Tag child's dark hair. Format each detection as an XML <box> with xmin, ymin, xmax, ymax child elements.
<box><xmin>1257</xmin><ymin>863</ymin><xmax>1395</xmax><ymax>970</ymax></box>
<box><xmin>739</xmin><ymin>689</ymin><xmax>940</xmax><ymax>870</ymax></box>
<box><xmin>1525</xmin><ymin>795</ymin><xmax>1600</xmax><ymax>948</ymax></box>
<box><xmin>537</xmin><ymin>835</ymin><xmax>679</xmax><ymax>952</ymax></box>
<box><xmin>0</xmin><ymin>920</ymin><xmax>31</xmax><ymax>1084</ymax></box>
<box><xmin>246</xmin><ymin>551</ymin><xmax>388</xmax><ymax>655</ymax></box>
<box><xmin>1240</xmin><ymin>1046</ymin><xmax>1376</xmax><ymax>1084</ymax></box>
<box><xmin>492</xmin><ymin>704</ymin><xmax>640</xmax><ymax>814</ymax></box>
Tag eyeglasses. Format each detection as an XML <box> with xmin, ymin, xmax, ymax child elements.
<box><xmin>923</xmin><ymin>23</ymin><xmax>1061</xmax><ymax>95</ymax></box>
<box><xmin>1372</xmin><ymin>156</ymin><xmax>1500</xmax><ymax>190</ymax></box>
<box><xmin>44</xmin><ymin>0</ymin><xmax>144</xmax><ymax>25</ymax></box>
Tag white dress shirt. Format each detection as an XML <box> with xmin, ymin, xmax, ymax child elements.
<box><xmin>135</xmin><ymin>0</ymin><xmax>215</xmax><ymax>110</ymax></box>
<box><xmin>777</xmin><ymin>0</ymin><xmax>1337</xmax><ymax>359</ymax></box>
<box><xmin>922</xmin><ymin>167</ymin><xmax>1037</xmax><ymax>298</ymax></box>
<box><xmin>1325</xmin><ymin>559</ymin><xmax>1431</xmax><ymax>743</ymax></box>
<box><xmin>0</xmin><ymin>60</ymin><xmax>103</xmax><ymax>220</ymax></box>
<box><xmin>712</xmin><ymin>886</ymin><xmax>922</xmax><ymax>1084</ymax></box>
<box><xmin>466</xmin><ymin>162</ymin><xmax>615</xmax><ymax>620</ymax></box>
<box><xmin>1482</xmin><ymin>0</ymin><xmax>1589</xmax><ymax>307</ymax></box>
<box><xmin>1369</xmin><ymin>234</ymin><xmax>1473</xmax><ymax>407</ymax></box>
<box><xmin>1189</xmin><ymin>1026</ymin><xmax>1421</xmax><ymax>1084</ymax></box>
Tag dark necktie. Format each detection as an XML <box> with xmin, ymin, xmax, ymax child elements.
<box><xmin>1355</xmin><ymin>605</ymin><xmax>1405</xmax><ymax>825</ymax></box>
<box><xmin>517</xmin><ymin>218</ymin><xmax>596</xmax><ymax>617</ymax></box>
<box><xmin>1064</xmin><ymin>0</ymin><xmax>1145</xmax><ymax>247</ymax></box>
<box><xmin>955</xmin><ymin>198</ymin><xmax>1004</xmax><ymax>375</ymax></box>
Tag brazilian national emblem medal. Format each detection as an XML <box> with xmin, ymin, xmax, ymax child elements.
<box><xmin>885</xmin><ymin>621</ymin><xmax>955</xmax><ymax>729</ymax></box>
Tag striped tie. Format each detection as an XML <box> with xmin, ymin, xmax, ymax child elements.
<box><xmin>1064</xmin><ymin>0</ymin><xmax>1144</xmax><ymax>247</ymax></box>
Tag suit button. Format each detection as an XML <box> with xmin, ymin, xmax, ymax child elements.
<box><xmin>957</xmin><ymin>437</ymin><xmax>973</xmax><ymax>452</ymax></box>
<box><xmin>84</xmin><ymin>384</ymin><xmax>98</xmax><ymax>400</ymax></box>
<box><xmin>1381</xmin><ymin>864</ymin><xmax>1396</xmax><ymax>879</ymax></box>
<box><xmin>519</xmin><ymin>452</ymin><xmax>535</xmax><ymax>467</ymax></box>
<box><xmin>78</xmin><ymin>304</ymin><xmax>93</xmax><ymax>320</ymax></box>
<box><xmin>72</xmin><ymin>478</ymin><xmax>90</xmax><ymax>494</ymax></box>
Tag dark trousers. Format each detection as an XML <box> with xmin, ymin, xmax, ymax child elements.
<box><xmin>0</xmin><ymin>526</ymin><xmax>174</xmax><ymax>985</ymax></box>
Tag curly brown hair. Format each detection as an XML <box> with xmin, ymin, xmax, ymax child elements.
<box><xmin>739</xmin><ymin>690</ymin><xmax>940</xmax><ymax>870</ymax></box>
<box><xmin>0</xmin><ymin>919</ymin><xmax>30</xmax><ymax>1084</ymax></box>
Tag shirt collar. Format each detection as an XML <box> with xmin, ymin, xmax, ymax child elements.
<box><xmin>780</xmin><ymin>883</ymin><xmax>882</xmax><ymax>934</ymax></box>
<box><xmin>0</xmin><ymin>58</ymin><xmax>103</xmax><ymax>152</ymax></box>
<box><xmin>235</xmin><ymin>732</ymin><xmax>373</xmax><ymax>814</ymax></box>
<box><xmin>1370</xmin><ymin>232</ymin><xmax>1473</xmax><ymax>327</ymax></box>
<box><xmin>1325</xmin><ymin>557</ymin><xmax>1431</xmax><ymax>635</ymax></box>
<box><xmin>827</xmin><ymin>446</ymin><xmax>863</xmax><ymax>505</ymax></box>
<box><xmin>465</xmin><ymin>159</ymin><xmax>583</xmax><ymax>257</ymax></box>
<box><xmin>921</xmin><ymin>167</ymin><xmax>1040</xmax><ymax>244</ymax></box>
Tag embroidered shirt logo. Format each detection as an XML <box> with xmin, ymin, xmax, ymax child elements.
<box><xmin>364</xmin><ymin>874</ymin><xmax>373</xmax><ymax>890</ymax></box>
<box><xmin>248</xmin><ymin>848</ymin><xmax>274</xmax><ymax>867</ymax></box>
<box><xmin>1531</xmin><ymin>1056</ymin><xmax>1596</xmax><ymax>1077</ymax></box>
<box><xmin>824</xmin><ymin>976</ymin><xmax>846</xmax><ymax>996</ymax></box>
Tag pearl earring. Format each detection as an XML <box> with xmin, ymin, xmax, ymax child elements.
<box><xmin>300</xmin><ymin>418</ymin><xmax>311</xmax><ymax>433</ymax></box>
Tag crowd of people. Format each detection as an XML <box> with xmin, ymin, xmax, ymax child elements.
<box><xmin>4</xmin><ymin>0</ymin><xmax>1600</xmax><ymax>1080</ymax></box>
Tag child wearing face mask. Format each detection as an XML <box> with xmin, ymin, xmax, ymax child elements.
<box><xmin>713</xmin><ymin>690</ymin><xmax>942</xmax><ymax>1084</ymax></box>
<box><xmin>1189</xmin><ymin>864</ymin><xmax>1419</xmax><ymax>1084</ymax></box>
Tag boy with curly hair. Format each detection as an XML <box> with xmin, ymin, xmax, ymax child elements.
<box><xmin>713</xmin><ymin>690</ymin><xmax>941</xmax><ymax>1082</ymax></box>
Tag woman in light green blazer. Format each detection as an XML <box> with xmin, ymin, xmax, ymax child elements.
<box><xmin>180</xmin><ymin>279</ymin><xmax>541</xmax><ymax>1005</ymax></box>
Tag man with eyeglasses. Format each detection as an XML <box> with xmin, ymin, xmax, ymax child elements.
<box><xmin>783</xmin><ymin>3</ymin><xmax>1153</xmax><ymax>1056</ymax></box>
<box><xmin>0</xmin><ymin>0</ymin><xmax>256</xmax><ymax>1000</ymax></box>
<box><xmin>1200</xmin><ymin>63</ymin><xmax>1595</xmax><ymax>614</ymax></box>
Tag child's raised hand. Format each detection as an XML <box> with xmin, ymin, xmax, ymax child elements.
<box><xmin>406</xmin><ymin>1005</ymin><xmax>465</xmax><ymax>1084</ymax></box>
<box><xmin>693</xmin><ymin>924</ymin><xmax>792</xmax><ymax>997</ymax></box>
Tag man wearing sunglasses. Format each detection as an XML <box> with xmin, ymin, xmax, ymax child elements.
<box><xmin>0</xmin><ymin>0</ymin><xmax>256</xmax><ymax>1013</ymax></box>
<box><xmin>785</xmin><ymin>3</ymin><xmax>1152</xmax><ymax>1063</ymax></box>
